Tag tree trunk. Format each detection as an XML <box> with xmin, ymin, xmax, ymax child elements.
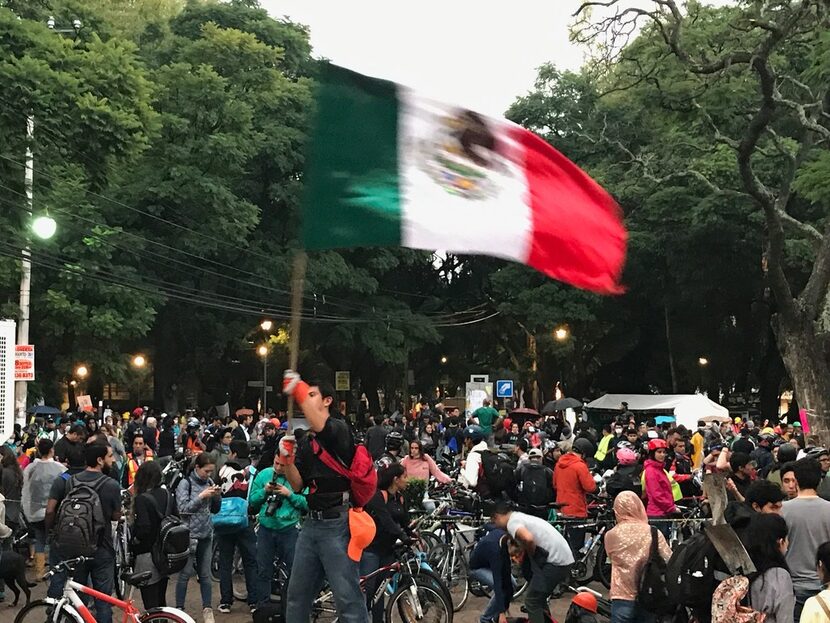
<box><xmin>664</xmin><ymin>302</ymin><xmax>679</xmax><ymax>393</ymax></box>
<box><xmin>775</xmin><ymin>311</ymin><xmax>830</xmax><ymax>443</ymax></box>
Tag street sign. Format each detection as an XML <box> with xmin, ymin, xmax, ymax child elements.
<box><xmin>496</xmin><ymin>380</ymin><xmax>513</xmax><ymax>398</ymax></box>
<box><xmin>14</xmin><ymin>345</ymin><xmax>34</xmax><ymax>381</ymax></box>
<box><xmin>335</xmin><ymin>370</ymin><xmax>350</xmax><ymax>391</ymax></box>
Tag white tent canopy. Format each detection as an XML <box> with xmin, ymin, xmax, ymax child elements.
<box><xmin>585</xmin><ymin>393</ymin><xmax>730</xmax><ymax>429</ymax></box>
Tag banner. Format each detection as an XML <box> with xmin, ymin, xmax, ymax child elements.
<box><xmin>14</xmin><ymin>344</ymin><xmax>34</xmax><ymax>381</ymax></box>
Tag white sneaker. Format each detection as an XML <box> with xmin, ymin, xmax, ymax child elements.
<box><xmin>203</xmin><ymin>607</ymin><xmax>215</xmax><ymax>623</ymax></box>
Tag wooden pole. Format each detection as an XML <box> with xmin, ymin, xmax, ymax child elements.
<box><xmin>286</xmin><ymin>250</ymin><xmax>307</xmax><ymax>433</ymax></box>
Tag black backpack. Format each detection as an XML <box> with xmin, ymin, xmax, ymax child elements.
<box><xmin>478</xmin><ymin>450</ymin><xmax>516</xmax><ymax>496</ymax></box>
<box><xmin>151</xmin><ymin>489</ymin><xmax>191</xmax><ymax>576</ymax></box>
<box><xmin>518</xmin><ymin>464</ymin><xmax>553</xmax><ymax>507</ymax></box>
<box><xmin>638</xmin><ymin>526</ymin><xmax>673</xmax><ymax>614</ymax></box>
<box><xmin>665</xmin><ymin>529</ymin><xmax>719</xmax><ymax>608</ymax></box>
<box><xmin>55</xmin><ymin>474</ymin><xmax>108</xmax><ymax>558</ymax></box>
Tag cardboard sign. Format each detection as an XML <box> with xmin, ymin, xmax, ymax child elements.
<box><xmin>76</xmin><ymin>395</ymin><xmax>93</xmax><ymax>412</ymax></box>
<box><xmin>335</xmin><ymin>370</ymin><xmax>350</xmax><ymax>391</ymax></box>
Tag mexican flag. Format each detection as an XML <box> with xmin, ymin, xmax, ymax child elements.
<box><xmin>302</xmin><ymin>64</ymin><xmax>627</xmax><ymax>294</ymax></box>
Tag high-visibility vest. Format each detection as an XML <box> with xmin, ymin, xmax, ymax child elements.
<box><xmin>594</xmin><ymin>434</ymin><xmax>614</xmax><ymax>462</ymax></box>
<box><xmin>125</xmin><ymin>450</ymin><xmax>155</xmax><ymax>486</ymax></box>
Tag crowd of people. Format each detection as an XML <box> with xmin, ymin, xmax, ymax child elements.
<box><xmin>1</xmin><ymin>388</ymin><xmax>830</xmax><ymax>623</ymax></box>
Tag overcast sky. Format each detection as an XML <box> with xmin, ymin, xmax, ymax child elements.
<box><xmin>261</xmin><ymin>1</ymin><xmax>732</xmax><ymax>117</ymax></box>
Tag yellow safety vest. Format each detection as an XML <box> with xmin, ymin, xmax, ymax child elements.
<box><xmin>126</xmin><ymin>450</ymin><xmax>155</xmax><ymax>486</ymax></box>
<box><xmin>594</xmin><ymin>434</ymin><xmax>614</xmax><ymax>462</ymax></box>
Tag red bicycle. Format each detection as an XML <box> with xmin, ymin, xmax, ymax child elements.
<box><xmin>14</xmin><ymin>557</ymin><xmax>195</xmax><ymax>623</ymax></box>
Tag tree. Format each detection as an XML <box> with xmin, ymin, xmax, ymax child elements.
<box><xmin>572</xmin><ymin>0</ymin><xmax>830</xmax><ymax>436</ymax></box>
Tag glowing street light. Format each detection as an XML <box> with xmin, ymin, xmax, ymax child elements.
<box><xmin>554</xmin><ymin>327</ymin><xmax>570</xmax><ymax>342</ymax></box>
<box><xmin>440</xmin><ymin>356</ymin><xmax>448</xmax><ymax>364</ymax></box>
<box><xmin>132</xmin><ymin>354</ymin><xmax>146</xmax><ymax>368</ymax></box>
<box><xmin>698</xmin><ymin>357</ymin><xmax>709</xmax><ymax>366</ymax></box>
<box><xmin>75</xmin><ymin>365</ymin><xmax>88</xmax><ymax>379</ymax></box>
<box><xmin>260</xmin><ymin>320</ymin><xmax>273</xmax><ymax>332</ymax></box>
<box><xmin>32</xmin><ymin>215</ymin><xmax>57</xmax><ymax>239</ymax></box>
<box><xmin>257</xmin><ymin>345</ymin><xmax>269</xmax><ymax>357</ymax></box>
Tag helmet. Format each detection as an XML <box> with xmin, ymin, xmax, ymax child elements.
<box><xmin>616</xmin><ymin>447</ymin><xmax>637</xmax><ymax>465</ymax></box>
<box><xmin>806</xmin><ymin>446</ymin><xmax>829</xmax><ymax>459</ymax></box>
<box><xmin>615</xmin><ymin>440</ymin><xmax>633</xmax><ymax>451</ymax></box>
<box><xmin>385</xmin><ymin>430</ymin><xmax>404</xmax><ymax>451</ymax></box>
<box><xmin>186</xmin><ymin>417</ymin><xmax>200</xmax><ymax>431</ymax></box>
<box><xmin>462</xmin><ymin>425</ymin><xmax>484</xmax><ymax>443</ymax></box>
<box><xmin>572</xmin><ymin>592</ymin><xmax>598</xmax><ymax>613</ymax></box>
<box><xmin>648</xmin><ymin>438</ymin><xmax>667</xmax><ymax>452</ymax></box>
<box><xmin>572</xmin><ymin>438</ymin><xmax>594</xmax><ymax>456</ymax></box>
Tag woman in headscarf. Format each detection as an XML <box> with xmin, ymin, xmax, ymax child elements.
<box><xmin>603</xmin><ymin>491</ymin><xmax>672</xmax><ymax>623</ymax></box>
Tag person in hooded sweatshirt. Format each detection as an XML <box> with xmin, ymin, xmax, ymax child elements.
<box><xmin>642</xmin><ymin>439</ymin><xmax>678</xmax><ymax>537</ymax></box>
<box><xmin>604</xmin><ymin>491</ymin><xmax>672</xmax><ymax>623</ymax></box>
<box><xmin>554</xmin><ymin>438</ymin><xmax>597</xmax><ymax>553</ymax></box>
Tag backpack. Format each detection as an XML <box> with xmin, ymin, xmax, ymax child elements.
<box><xmin>212</xmin><ymin>497</ymin><xmax>249</xmax><ymax>533</ymax></box>
<box><xmin>310</xmin><ymin>438</ymin><xmax>377</xmax><ymax>508</ymax></box>
<box><xmin>518</xmin><ymin>464</ymin><xmax>553</xmax><ymax>507</ymax></box>
<box><xmin>151</xmin><ymin>489</ymin><xmax>191</xmax><ymax>576</ymax></box>
<box><xmin>665</xmin><ymin>530</ymin><xmax>719</xmax><ymax>608</ymax></box>
<box><xmin>55</xmin><ymin>474</ymin><xmax>108</xmax><ymax>558</ymax></box>
<box><xmin>637</xmin><ymin>526</ymin><xmax>673</xmax><ymax>614</ymax></box>
<box><xmin>478</xmin><ymin>450</ymin><xmax>516</xmax><ymax>496</ymax></box>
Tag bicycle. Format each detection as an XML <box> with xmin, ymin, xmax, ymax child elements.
<box><xmin>299</xmin><ymin>560</ymin><xmax>450</xmax><ymax>623</ymax></box>
<box><xmin>14</xmin><ymin>556</ymin><xmax>196</xmax><ymax>623</ymax></box>
<box><xmin>114</xmin><ymin>496</ymin><xmax>132</xmax><ymax>601</ymax></box>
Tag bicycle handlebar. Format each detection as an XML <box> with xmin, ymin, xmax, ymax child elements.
<box><xmin>43</xmin><ymin>556</ymin><xmax>92</xmax><ymax>579</ymax></box>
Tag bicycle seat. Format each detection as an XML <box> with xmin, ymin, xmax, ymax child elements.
<box><xmin>124</xmin><ymin>570</ymin><xmax>153</xmax><ymax>586</ymax></box>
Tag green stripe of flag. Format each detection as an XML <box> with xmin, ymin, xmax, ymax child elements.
<box><xmin>302</xmin><ymin>64</ymin><xmax>402</xmax><ymax>250</ymax></box>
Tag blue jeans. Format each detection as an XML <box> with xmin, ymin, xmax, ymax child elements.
<box><xmin>469</xmin><ymin>567</ymin><xmax>501</xmax><ymax>623</ymax></box>
<box><xmin>47</xmin><ymin>547</ymin><xmax>115</xmax><ymax>623</ymax></box>
<box><xmin>286</xmin><ymin>514</ymin><xmax>368</xmax><ymax>623</ymax></box>
<box><xmin>31</xmin><ymin>521</ymin><xmax>47</xmax><ymax>554</ymax></box>
<box><xmin>611</xmin><ymin>599</ymin><xmax>655</xmax><ymax>623</ymax></box>
<box><xmin>176</xmin><ymin>536</ymin><xmax>213</xmax><ymax>609</ymax></box>
<box><xmin>256</xmin><ymin>524</ymin><xmax>299</xmax><ymax>605</ymax></box>
<box><xmin>359</xmin><ymin>549</ymin><xmax>393</xmax><ymax>623</ymax></box>
<box><xmin>217</xmin><ymin>525</ymin><xmax>258</xmax><ymax>606</ymax></box>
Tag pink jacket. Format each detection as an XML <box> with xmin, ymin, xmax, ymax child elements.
<box><xmin>643</xmin><ymin>458</ymin><xmax>677</xmax><ymax>517</ymax></box>
<box><xmin>400</xmin><ymin>454</ymin><xmax>451</xmax><ymax>484</ymax></box>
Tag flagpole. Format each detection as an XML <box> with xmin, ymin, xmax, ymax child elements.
<box><xmin>286</xmin><ymin>250</ymin><xmax>307</xmax><ymax>434</ymax></box>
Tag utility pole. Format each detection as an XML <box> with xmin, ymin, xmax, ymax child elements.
<box><xmin>14</xmin><ymin>116</ymin><xmax>34</xmax><ymax>427</ymax></box>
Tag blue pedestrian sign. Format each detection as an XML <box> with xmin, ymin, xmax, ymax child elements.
<box><xmin>496</xmin><ymin>380</ymin><xmax>513</xmax><ymax>398</ymax></box>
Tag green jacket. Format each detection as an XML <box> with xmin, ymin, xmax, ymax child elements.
<box><xmin>249</xmin><ymin>467</ymin><xmax>308</xmax><ymax>532</ymax></box>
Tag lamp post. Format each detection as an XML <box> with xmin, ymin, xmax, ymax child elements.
<box><xmin>132</xmin><ymin>355</ymin><xmax>147</xmax><ymax>404</ymax></box>
<box><xmin>258</xmin><ymin>345</ymin><xmax>269</xmax><ymax>414</ymax></box>
<box><xmin>698</xmin><ymin>357</ymin><xmax>709</xmax><ymax>395</ymax></box>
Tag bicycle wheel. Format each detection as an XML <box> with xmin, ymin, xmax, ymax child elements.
<box><xmin>114</xmin><ymin>524</ymin><xmax>130</xmax><ymax>600</ymax></box>
<box><xmin>14</xmin><ymin>599</ymin><xmax>73</xmax><ymax>623</ymax></box>
<box><xmin>139</xmin><ymin>607</ymin><xmax>198</xmax><ymax>623</ymax></box>
<box><xmin>429</xmin><ymin>544</ymin><xmax>468</xmax><ymax>612</ymax></box>
<box><xmin>418</xmin><ymin>531</ymin><xmax>442</xmax><ymax>555</ymax></box>
<box><xmin>386</xmin><ymin>579</ymin><xmax>451</xmax><ymax>623</ymax></box>
<box><xmin>406</xmin><ymin>568</ymin><xmax>453</xmax><ymax>618</ymax></box>
<box><xmin>596</xmin><ymin>541</ymin><xmax>612</xmax><ymax>589</ymax></box>
<box><xmin>210</xmin><ymin>540</ymin><xmax>220</xmax><ymax>583</ymax></box>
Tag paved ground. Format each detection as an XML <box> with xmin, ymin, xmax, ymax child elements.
<box><xmin>7</xmin><ymin>566</ymin><xmax>601</xmax><ymax>623</ymax></box>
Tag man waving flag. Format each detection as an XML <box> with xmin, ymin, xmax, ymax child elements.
<box><xmin>302</xmin><ymin>64</ymin><xmax>627</xmax><ymax>294</ymax></box>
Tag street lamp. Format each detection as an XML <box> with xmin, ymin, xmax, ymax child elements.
<box><xmin>32</xmin><ymin>215</ymin><xmax>57</xmax><ymax>239</ymax></box>
<box><xmin>554</xmin><ymin>326</ymin><xmax>570</xmax><ymax>342</ymax></box>
<box><xmin>698</xmin><ymin>357</ymin><xmax>709</xmax><ymax>366</ymax></box>
<box><xmin>440</xmin><ymin>356</ymin><xmax>448</xmax><ymax>364</ymax></box>
<box><xmin>75</xmin><ymin>365</ymin><xmax>88</xmax><ymax>379</ymax></box>
<box><xmin>260</xmin><ymin>320</ymin><xmax>273</xmax><ymax>332</ymax></box>
<box><xmin>132</xmin><ymin>354</ymin><xmax>146</xmax><ymax>368</ymax></box>
<box><xmin>257</xmin><ymin>345</ymin><xmax>269</xmax><ymax>414</ymax></box>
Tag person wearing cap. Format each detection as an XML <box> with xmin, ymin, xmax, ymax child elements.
<box><xmin>124</xmin><ymin>407</ymin><xmax>145</xmax><ymax>450</ymax></box>
<box><xmin>515</xmin><ymin>448</ymin><xmax>555</xmax><ymax>518</ymax></box>
<box><xmin>491</xmin><ymin>501</ymin><xmax>574</xmax><ymax>623</ymax></box>
<box><xmin>725</xmin><ymin>451</ymin><xmax>757</xmax><ymax>502</ymax></box>
<box><xmin>750</xmin><ymin>433</ymin><xmax>775</xmax><ymax>473</ymax></box>
<box><xmin>553</xmin><ymin>438</ymin><xmax>597</xmax><ymax>554</ymax></box>
<box><xmin>279</xmin><ymin>371</ymin><xmax>372</xmax><ymax>623</ymax></box>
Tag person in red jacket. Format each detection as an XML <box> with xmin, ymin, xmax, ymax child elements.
<box><xmin>553</xmin><ymin>437</ymin><xmax>597</xmax><ymax>554</ymax></box>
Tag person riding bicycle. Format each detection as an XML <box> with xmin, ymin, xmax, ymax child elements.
<box><xmin>459</xmin><ymin>425</ymin><xmax>487</xmax><ymax>490</ymax></box>
<box><xmin>375</xmin><ymin>430</ymin><xmax>404</xmax><ymax>470</ymax></box>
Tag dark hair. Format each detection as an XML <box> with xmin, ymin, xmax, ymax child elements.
<box><xmin>219</xmin><ymin>427</ymin><xmax>233</xmax><ymax>441</ymax></box>
<box><xmin>307</xmin><ymin>378</ymin><xmax>335</xmax><ymax>400</ymax></box>
<box><xmin>69</xmin><ymin>424</ymin><xmax>86</xmax><ymax>436</ymax></box>
<box><xmin>777</xmin><ymin>443</ymin><xmax>798</xmax><ymax>464</ymax></box>
<box><xmin>229</xmin><ymin>439</ymin><xmax>248</xmax><ymax>458</ymax></box>
<box><xmin>132</xmin><ymin>431</ymin><xmax>145</xmax><ymax>443</ymax></box>
<box><xmin>85</xmin><ymin>443</ymin><xmax>110</xmax><ymax>468</ymax></box>
<box><xmin>491</xmin><ymin>500</ymin><xmax>513</xmax><ymax>516</ymax></box>
<box><xmin>0</xmin><ymin>446</ymin><xmax>23</xmax><ymax>493</ymax></box>
<box><xmin>36</xmin><ymin>438</ymin><xmax>54</xmax><ymax>457</ymax></box>
<box><xmin>745</xmin><ymin>479</ymin><xmax>785</xmax><ymax>509</ymax></box>
<box><xmin>745</xmin><ymin>513</ymin><xmax>789</xmax><ymax>584</ymax></box>
<box><xmin>793</xmin><ymin>457</ymin><xmax>822</xmax><ymax>491</ymax></box>
<box><xmin>134</xmin><ymin>460</ymin><xmax>163</xmax><ymax>495</ymax></box>
<box><xmin>377</xmin><ymin>463</ymin><xmax>405</xmax><ymax>490</ymax></box>
<box><xmin>730</xmin><ymin>451</ymin><xmax>753</xmax><ymax>472</ymax></box>
<box><xmin>817</xmin><ymin>542</ymin><xmax>830</xmax><ymax>582</ymax></box>
<box><xmin>780</xmin><ymin>461</ymin><xmax>797</xmax><ymax>478</ymax></box>
<box><xmin>194</xmin><ymin>452</ymin><xmax>215</xmax><ymax>469</ymax></box>
<box><xmin>646</xmin><ymin>419</ymin><xmax>656</xmax><ymax>428</ymax></box>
